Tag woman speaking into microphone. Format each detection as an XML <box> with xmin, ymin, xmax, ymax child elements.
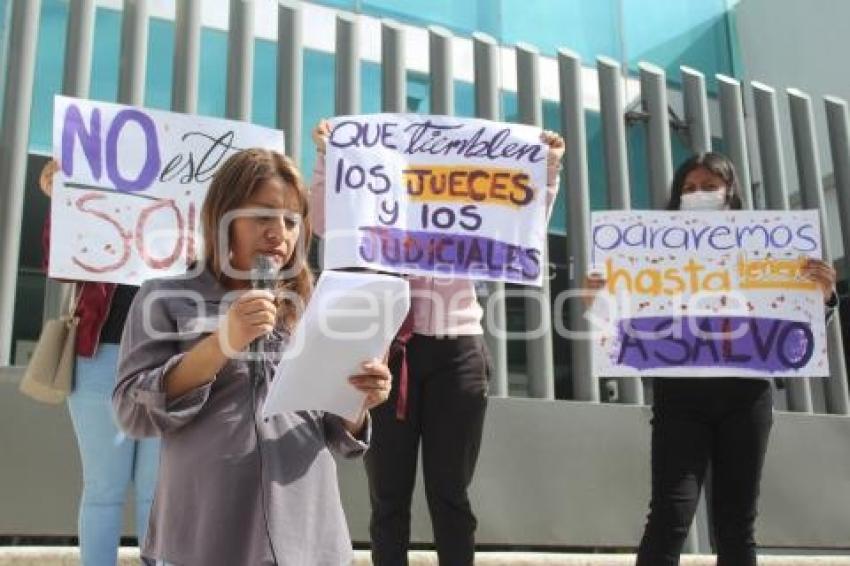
<box><xmin>113</xmin><ymin>148</ymin><xmax>391</xmax><ymax>566</ymax></box>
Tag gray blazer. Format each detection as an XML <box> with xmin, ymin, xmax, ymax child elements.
<box><xmin>113</xmin><ymin>268</ymin><xmax>369</xmax><ymax>566</ymax></box>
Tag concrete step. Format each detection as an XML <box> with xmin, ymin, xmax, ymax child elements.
<box><xmin>2</xmin><ymin>548</ymin><xmax>850</xmax><ymax>566</ymax></box>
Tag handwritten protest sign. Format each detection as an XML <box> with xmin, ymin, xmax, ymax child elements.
<box><xmin>49</xmin><ymin>95</ymin><xmax>284</xmax><ymax>285</ymax></box>
<box><xmin>590</xmin><ymin>210</ymin><xmax>828</xmax><ymax>378</ymax></box>
<box><xmin>322</xmin><ymin>113</ymin><xmax>549</xmax><ymax>286</ymax></box>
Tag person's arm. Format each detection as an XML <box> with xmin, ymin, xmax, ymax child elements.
<box><xmin>163</xmin><ymin>289</ymin><xmax>277</xmax><ymax>399</ymax></box>
<box><xmin>542</xmin><ymin>129</ymin><xmax>565</xmax><ymax>222</ymax></box>
<box><xmin>161</xmin><ymin>333</ymin><xmax>228</xmax><ymax>398</ymax></box>
<box><xmin>113</xmin><ymin>282</ymin><xmax>278</xmax><ymax>437</ymax></box>
<box><xmin>113</xmin><ymin>280</ymin><xmax>201</xmax><ymax>438</ymax></box>
<box><xmin>801</xmin><ymin>258</ymin><xmax>839</xmax><ymax>322</ymax></box>
<box><xmin>309</xmin><ymin>120</ymin><xmax>331</xmax><ymax>238</ymax></box>
<box><xmin>39</xmin><ymin>160</ymin><xmax>58</xmax><ymax>274</ymax></box>
<box><xmin>323</xmin><ymin>358</ymin><xmax>391</xmax><ymax>457</ymax></box>
<box><xmin>323</xmin><ymin>412</ymin><xmax>371</xmax><ymax>458</ymax></box>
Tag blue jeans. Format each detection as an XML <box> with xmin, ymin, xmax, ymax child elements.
<box><xmin>67</xmin><ymin>344</ymin><xmax>160</xmax><ymax>566</ymax></box>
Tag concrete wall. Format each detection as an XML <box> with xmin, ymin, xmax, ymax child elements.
<box><xmin>2</xmin><ymin>366</ymin><xmax>850</xmax><ymax>549</ymax></box>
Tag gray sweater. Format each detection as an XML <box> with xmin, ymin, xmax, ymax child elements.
<box><xmin>113</xmin><ymin>269</ymin><xmax>368</xmax><ymax>566</ymax></box>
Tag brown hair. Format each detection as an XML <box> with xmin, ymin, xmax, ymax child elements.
<box><xmin>201</xmin><ymin>148</ymin><xmax>313</xmax><ymax>331</ymax></box>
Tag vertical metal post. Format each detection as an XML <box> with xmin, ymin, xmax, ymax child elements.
<box><xmin>788</xmin><ymin>89</ymin><xmax>850</xmax><ymax>415</ymax></box>
<box><xmin>752</xmin><ymin>82</ymin><xmax>791</xmax><ymax>210</ymax></box>
<box><xmin>277</xmin><ymin>0</ymin><xmax>302</xmax><ymax>161</ymax></box>
<box><xmin>825</xmin><ymin>96</ymin><xmax>850</xmax><ymax>282</ymax></box>
<box><xmin>473</xmin><ymin>32</ymin><xmax>500</xmax><ymax>119</ymax></box>
<box><xmin>641</xmin><ymin>61</ymin><xmax>707</xmax><ymax>554</ymax></box>
<box><xmin>172</xmin><ymin>0</ymin><xmax>201</xmax><ymax>114</ymax></box>
<box><xmin>335</xmin><ymin>13</ymin><xmax>360</xmax><ymax>116</ymax></box>
<box><xmin>43</xmin><ymin>0</ymin><xmax>97</xmax><ymax>324</ymax></box>
<box><xmin>63</xmin><ymin>0</ymin><xmax>96</xmax><ymax>100</ymax></box>
<box><xmin>752</xmin><ymin>81</ymin><xmax>814</xmax><ymax>413</ymax></box>
<box><xmin>428</xmin><ymin>26</ymin><xmax>453</xmax><ymax>116</ymax></box>
<box><xmin>0</xmin><ymin>0</ymin><xmax>41</xmax><ymax>364</ymax></box>
<box><xmin>226</xmin><ymin>0</ymin><xmax>254</xmax><ymax>121</ymax></box>
<box><xmin>597</xmin><ymin>56</ymin><xmax>631</xmax><ymax>210</ymax></box>
<box><xmin>472</xmin><ymin>31</ymin><xmax>508</xmax><ymax>397</ymax></box>
<box><xmin>516</xmin><ymin>43</ymin><xmax>554</xmax><ymax>400</ymax></box>
<box><xmin>639</xmin><ymin>62</ymin><xmax>674</xmax><ymax>209</ymax></box>
<box><xmin>559</xmin><ymin>49</ymin><xmax>596</xmax><ymax>403</ymax></box>
<box><xmin>717</xmin><ymin>74</ymin><xmax>753</xmax><ymax>209</ymax></box>
<box><xmin>381</xmin><ymin>19</ymin><xmax>405</xmax><ymax>113</ymax></box>
<box><xmin>118</xmin><ymin>0</ymin><xmax>150</xmax><ymax>107</ymax></box>
<box><xmin>681</xmin><ymin>66</ymin><xmax>711</xmax><ymax>154</ymax></box>
<box><xmin>597</xmin><ymin>55</ymin><xmax>643</xmax><ymax>405</ymax></box>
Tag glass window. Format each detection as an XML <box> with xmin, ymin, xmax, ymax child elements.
<box><xmin>622</xmin><ymin>0</ymin><xmax>736</xmax><ymax>89</ymax></box>
<box><xmin>145</xmin><ymin>16</ymin><xmax>176</xmax><ymax>111</ymax></box>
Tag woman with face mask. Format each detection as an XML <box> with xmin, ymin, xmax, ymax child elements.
<box><xmin>589</xmin><ymin>152</ymin><xmax>837</xmax><ymax>566</ymax></box>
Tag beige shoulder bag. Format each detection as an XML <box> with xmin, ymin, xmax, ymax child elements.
<box><xmin>19</xmin><ymin>283</ymin><xmax>81</xmax><ymax>404</ymax></box>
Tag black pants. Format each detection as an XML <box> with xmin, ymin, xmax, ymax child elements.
<box><xmin>365</xmin><ymin>334</ymin><xmax>489</xmax><ymax>566</ymax></box>
<box><xmin>636</xmin><ymin>378</ymin><xmax>773</xmax><ymax>566</ymax></box>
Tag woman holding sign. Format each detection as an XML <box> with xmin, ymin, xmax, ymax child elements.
<box><xmin>311</xmin><ymin>120</ymin><xmax>564</xmax><ymax>566</ymax></box>
<box><xmin>39</xmin><ymin>159</ymin><xmax>160</xmax><ymax>566</ymax></box>
<box><xmin>112</xmin><ymin>148</ymin><xmax>392</xmax><ymax>565</ymax></box>
<box><xmin>591</xmin><ymin>152</ymin><xmax>838</xmax><ymax>566</ymax></box>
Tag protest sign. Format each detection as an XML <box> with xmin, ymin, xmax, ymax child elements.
<box><xmin>49</xmin><ymin>95</ymin><xmax>284</xmax><ymax>284</ymax></box>
<box><xmin>323</xmin><ymin>113</ymin><xmax>549</xmax><ymax>286</ymax></box>
<box><xmin>590</xmin><ymin>210</ymin><xmax>828</xmax><ymax>377</ymax></box>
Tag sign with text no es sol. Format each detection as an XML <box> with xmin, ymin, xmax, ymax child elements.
<box><xmin>323</xmin><ymin>113</ymin><xmax>549</xmax><ymax>286</ymax></box>
<box><xmin>590</xmin><ymin>210</ymin><xmax>828</xmax><ymax>378</ymax></box>
<box><xmin>49</xmin><ymin>95</ymin><xmax>284</xmax><ymax>285</ymax></box>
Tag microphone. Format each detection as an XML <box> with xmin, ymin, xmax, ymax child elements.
<box><xmin>251</xmin><ymin>254</ymin><xmax>278</xmax><ymax>293</ymax></box>
<box><xmin>250</xmin><ymin>255</ymin><xmax>278</xmax><ymax>382</ymax></box>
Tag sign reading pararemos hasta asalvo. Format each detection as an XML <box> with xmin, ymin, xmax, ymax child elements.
<box><xmin>323</xmin><ymin>113</ymin><xmax>549</xmax><ymax>286</ymax></box>
<box><xmin>590</xmin><ymin>210</ymin><xmax>829</xmax><ymax>378</ymax></box>
<box><xmin>50</xmin><ymin>95</ymin><xmax>284</xmax><ymax>285</ymax></box>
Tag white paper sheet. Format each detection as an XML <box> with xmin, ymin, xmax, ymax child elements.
<box><xmin>261</xmin><ymin>270</ymin><xmax>410</xmax><ymax>421</ymax></box>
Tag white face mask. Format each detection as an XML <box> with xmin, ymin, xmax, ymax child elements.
<box><xmin>679</xmin><ymin>188</ymin><xmax>727</xmax><ymax>211</ymax></box>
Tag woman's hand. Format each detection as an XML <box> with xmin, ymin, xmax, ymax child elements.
<box><xmin>312</xmin><ymin>119</ymin><xmax>331</xmax><ymax>155</ymax></box>
<box><xmin>39</xmin><ymin>159</ymin><xmax>60</xmax><ymax>198</ymax></box>
<box><xmin>541</xmin><ymin>130</ymin><xmax>565</xmax><ymax>185</ymax></box>
<box><xmin>342</xmin><ymin>358</ymin><xmax>392</xmax><ymax>436</ymax></box>
<box><xmin>582</xmin><ymin>271</ymin><xmax>607</xmax><ymax>308</ymax></box>
<box><xmin>801</xmin><ymin>258</ymin><xmax>837</xmax><ymax>303</ymax></box>
<box><xmin>349</xmin><ymin>358</ymin><xmax>392</xmax><ymax>410</ymax></box>
<box><xmin>218</xmin><ymin>289</ymin><xmax>278</xmax><ymax>355</ymax></box>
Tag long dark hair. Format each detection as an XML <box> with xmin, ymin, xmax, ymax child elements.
<box><xmin>666</xmin><ymin>151</ymin><xmax>744</xmax><ymax>211</ymax></box>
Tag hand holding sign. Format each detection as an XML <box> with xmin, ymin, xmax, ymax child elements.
<box><xmin>312</xmin><ymin>119</ymin><xmax>331</xmax><ymax>154</ymax></box>
<box><xmin>39</xmin><ymin>159</ymin><xmax>60</xmax><ymax>198</ymax></box>
<box><xmin>541</xmin><ymin>129</ymin><xmax>565</xmax><ymax>184</ymax></box>
<box><xmin>800</xmin><ymin>257</ymin><xmax>837</xmax><ymax>300</ymax></box>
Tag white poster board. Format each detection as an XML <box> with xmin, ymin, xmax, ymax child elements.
<box><xmin>590</xmin><ymin>210</ymin><xmax>828</xmax><ymax>378</ymax></box>
<box><xmin>49</xmin><ymin>95</ymin><xmax>284</xmax><ymax>285</ymax></box>
<box><xmin>323</xmin><ymin>113</ymin><xmax>549</xmax><ymax>286</ymax></box>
